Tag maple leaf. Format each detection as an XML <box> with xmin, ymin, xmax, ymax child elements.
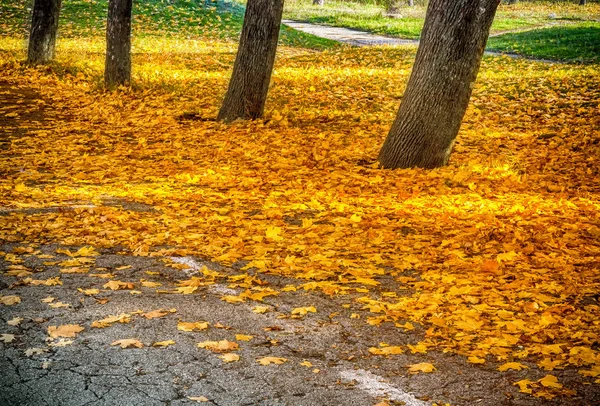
<box><xmin>24</xmin><ymin>348</ymin><xmax>48</xmax><ymax>357</ymax></box>
<box><xmin>103</xmin><ymin>280</ymin><xmax>134</xmax><ymax>290</ymax></box>
<box><xmin>538</xmin><ymin>375</ymin><xmax>562</xmax><ymax>389</ymax></box>
<box><xmin>177</xmin><ymin>321</ymin><xmax>209</xmax><ymax>332</ymax></box>
<box><xmin>78</xmin><ymin>288</ymin><xmax>100</xmax><ymax>296</ymax></box>
<box><xmin>498</xmin><ymin>362</ymin><xmax>528</xmax><ymax>372</ymax></box>
<box><xmin>143</xmin><ymin>309</ymin><xmax>174</xmax><ymax>319</ymax></box>
<box><xmin>265</xmin><ymin>226</ymin><xmax>284</xmax><ymax>241</ymax></box>
<box><xmin>235</xmin><ymin>334</ymin><xmax>253</xmax><ymax>341</ymax></box>
<box><xmin>221</xmin><ymin>295</ymin><xmax>245</xmax><ymax>304</ymax></box>
<box><xmin>406</xmin><ymin>363</ymin><xmax>436</xmax><ymax>374</ymax></box>
<box><xmin>49</xmin><ymin>301</ymin><xmax>70</xmax><ymax>308</ymax></box>
<box><xmin>253</xmin><ymin>306</ymin><xmax>269</xmax><ymax>314</ymax></box>
<box><xmin>7</xmin><ymin>317</ymin><xmax>23</xmax><ymax>326</ymax></box>
<box><xmin>0</xmin><ymin>334</ymin><xmax>16</xmax><ymax>343</ymax></box>
<box><xmin>197</xmin><ymin>340</ymin><xmax>239</xmax><ymax>352</ymax></box>
<box><xmin>291</xmin><ymin>306</ymin><xmax>317</xmax><ymax>316</ymax></box>
<box><xmin>0</xmin><ymin>295</ymin><xmax>21</xmax><ymax>306</ymax></box>
<box><xmin>257</xmin><ymin>356</ymin><xmax>287</xmax><ymax>365</ymax></box>
<box><xmin>300</xmin><ymin>360</ymin><xmax>313</xmax><ymax>367</ymax></box>
<box><xmin>111</xmin><ymin>339</ymin><xmax>144</xmax><ymax>349</ymax></box>
<box><xmin>141</xmin><ymin>280</ymin><xmax>162</xmax><ymax>288</ymax></box>
<box><xmin>48</xmin><ymin>324</ymin><xmax>84</xmax><ymax>338</ymax></box>
<box><xmin>219</xmin><ymin>353</ymin><xmax>240</xmax><ymax>362</ymax></box>
<box><xmin>153</xmin><ymin>340</ymin><xmax>176</xmax><ymax>347</ymax></box>
<box><xmin>91</xmin><ymin>313</ymin><xmax>131</xmax><ymax>328</ymax></box>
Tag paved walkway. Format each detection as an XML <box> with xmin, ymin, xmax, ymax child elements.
<box><xmin>282</xmin><ymin>20</ymin><xmax>419</xmax><ymax>47</ymax></box>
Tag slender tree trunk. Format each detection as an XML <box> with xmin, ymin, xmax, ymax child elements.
<box><xmin>27</xmin><ymin>0</ymin><xmax>62</xmax><ymax>64</ymax></box>
<box><xmin>313</xmin><ymin>0</ymin><xmax>324</xmax><ymax>5</ymax></box>
<box><xmin>217</xmin><ymin>0</ymin><xmax>284</xmax><ymax>122</ymax></box>
<box><xmin>105</xmin><ymin>0</ymin><xmax>133</xmax><ymax>88</ymax></box>
<box><xmin>579</xmin><ymin>0</ymin><xmax>586</xmax><ymax>5</ymax></box>
<box><xmin>378</xmin><ymin>0</ymin><xmax>499</xmax><ymax>169</ymax></box>
<box><xmin>408</xmin><ymin>0</ymin><xmax>414</xmax><ymax>6</ymax></box>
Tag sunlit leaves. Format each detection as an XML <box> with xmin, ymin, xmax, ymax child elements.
<box><xmin>406</xmin><ymin>363</ymin><xmax>436</xmax><ymax>374</ymax></box>
<box><xmin>197</xmin><ymin>340</ymin><xmax>239</xmax><ymax>352</ymax></box>
<box><xmin>0</xmin><ymin>295</ymin><xmax>21</xmax><ymax>306</ymax></box>
<box><xmin>47</xmin><ymin>324</ymin><xmax>84</xmax><ymax>338</ymax></box>
<box><xmin>177</xmin><ymin>321</ymin><xmax>209</xmax><ymax>332</ymax></box>
<box><xmin>257</xmin><ymin>356</ymin><xmax>287</xmax><ymax>366</ymax></box>
<box><xmin>111</xmin><ymin>339</ymin><xmax>144</xmax><ymax>349</ymax></box>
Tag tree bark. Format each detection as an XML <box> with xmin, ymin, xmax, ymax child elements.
<box><xmin>579</xmin><ymin>0</ymin><xmax>586</xmax><ymax>5</ymax></box>
<box><xmin>378</xmin><ymin>0</ymin><xmax>499</xmax><ymax>169</ymax></box>
<box><xmin>105</xmin><ymin>0</ymin><xmax>133</xmax><ymax>88</ymax></box>
<box><xmin>27</xmin><ymin>0</ymin><xmax>62</xmax><ymax>64</ymax></box>
<box><xmin>313</xmin><ymin>0</ymin><xmax>324</xmax><ymax>5</ymax></box>
<box><xmin>217</xmin><ymin>0</ymin><xmax>284</xmax><ymax>122</ymax></box>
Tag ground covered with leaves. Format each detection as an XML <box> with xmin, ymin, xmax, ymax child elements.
<box><xmin>1</xmin><ymin>1</ymin><xmax>600</xmax><ymax>404</ymax></box>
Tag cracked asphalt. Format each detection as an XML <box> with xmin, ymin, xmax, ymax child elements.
<box><xmin>2</xmin><ymin>242</ymin><xmax>600</xmax><ymax>406</ymax></box>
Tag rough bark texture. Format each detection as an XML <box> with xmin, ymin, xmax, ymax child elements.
<box><xmin>378</xmin><ymin>0</ymin><xmax>499</xmax><ymax>169</ymax></box>
<box><xmin>217</xmin><ymin>0</ymin><xmax>284</xmax><ymax>122</ymax></box>
<box><xmin>105</xmin><ymin>0</ymin><xmax>133</xmax><ymax>88</ymax></box>
<box><xmin>27</xmin><ymin>0</ymin><xmax>62</xmax><ymax>64</ymax></box>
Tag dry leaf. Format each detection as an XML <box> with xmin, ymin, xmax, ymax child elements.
<box><xmin>291</xmin><ymin>306</ymin><xmax>317</xmax><ymax>316</ymax></box>
<box><xmin>188</xmin><ymin>396</ymin><xmax>209</xmax><ymax>402</ymax></box>
<box><xmin>498</xmin><ymin>362</ymin><xmax>528</xmax><ymax>372</ymax></box>
<box><xmin>219</xmin><ymin>353</ymin><xmax>240</xmax><ymax>363</ymax></box>
<box><xmin>7</xmin><ymin>317</ymin><xmax>24</xmax><ymax>326</ymax></box>
<box><xmin>48</xmin><ymin>324</ymin><xmax>84</xmax><ymax>338</ymax></box>
<box><xmin>0</xmin><ymin>334</ymin><xmax>16</xmax><ymax>343</ymax></box>
<box><xmin>0</xmin><ymin>295</ymin><xmax>21</xmax><ymax>306</ymax></box>
<box><xmin>153</xmin><ymin>340</ymin><xmax>176</xmax><ymax>347</ymax></box>
<box><xmin>111</xmin><ymin>339</ymin><xmax>143</xmax><ymax>349</ymax></box>
<box><xmin>406</xmin><ymin>363</ymin><xmax>436</xmax><ymax>374</ymax></box>
<box><xmin>235</xmin><ymin>334</ymin><xmax>253</xmax><ymax>341</ymax></box>
<box><xmin>197</xmin><ymin>340</ymin><xmax>239</xmax><ymax>353</ymax></box>
<box><xmin>103</xmin><ymin>280</ymin><xmax>134</xmax><ymax>290</ymax></box>
<box><xmin>177</xmin><ymin>321</ymin><xmax>210</xmax><ymax>332</ymax></box>
<box><xmin>257</xmin><ymin>356</ymin><xmax>287</xmax><ymax>365</ymax></box>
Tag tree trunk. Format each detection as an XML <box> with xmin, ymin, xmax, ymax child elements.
<box><xmin>579</xmin><ymin>0</ymin><xmax>586</xmax><ymax>5</ymax></box>
<box><xmin>378</xmin><ymin>0</ymin><xmax>499</xmax><ymax>169</ymax></box>
<box><xmin>105</xmin><ymin>0</ymin><xmax>133</xmax><ymax>88</ymax></box>
<box><xmin>27</xmin><ymin>0</ymin><xmax>62</xmax><ymax>64</ymax></box>
<box><xmin>408</xmin><ymin>0</ymin><xmax>414</xmax><ymax>6</ymax></box>
<box><xmin>313</xmin><ymin>0</ymin><xmax>324</xmax><ymax>5</ymax></box>
<box><xmin>217</xmin><ymin>0</ymin><xmax>284</xmax><ymax>122</ymax></box>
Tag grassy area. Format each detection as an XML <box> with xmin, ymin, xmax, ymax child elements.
<box><xmin>284</xmin><ymin>1</ymin><xmax>600</xmax><ymax>38</ymax></box>
<box><xmin>0</xmin><ymin>0</ymin><xmax>337</xmax><ymax>49</ymax></box>
<box><xmin>487</xmin><ymin>22</ymin><xmax>600</xmax><ymax>63</ymax></box>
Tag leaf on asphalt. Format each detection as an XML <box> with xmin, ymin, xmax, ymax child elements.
<box><xmin>0</xmin><ymin>295</ymin><xmax>21</xmax><ymax>306</ymax></box>
<box><xmin>24</xmin><ymin>348</ymin><xmax>48</xmax><ymax>357</ymax></box>
<box><xmin>219</xmin><ymin>353</ymin><xmax>240</xmax><ymax>363</ymax></box>
<box><xmin>406</xmin><ymin>363</ymin><xmax>436</xmax><ymax>374</ymax></box>
<box><xmin>235</xmin><ymin>334</ymin><xmax>253</xmax><ymax>341</ymax></box>
<box><xmin>7</xmin><ymin>317</ymin><xmax>24</xmax><ymax>326</ymax></box>
<box><xmin>221</xmin><ymin>295</ymin><xmax>245</xmax><ymax>304</ymax></box>
<box><xmin>143</xmin><ymin>309</ymin><xmax>174</xmax><ymax>319</ymax></box>
<box><xmin>78</xmin><ymin>288</ymin><xmax>100</xmax><ymax>296</ymax></box>
<box><xmin>91</xmin><ymin>313</ymin><xmax>132</xmax><ymax>328</ymax></box>
<box><xmin>49</xmin><ymin>301</ymin><xmax>70</xmax><ymax>308</ymax></box>
<box><xmin>177</xmin><ymin>321</ymin><xmax>209</xmax><ymax>332</ymax></box>
<box><xmin>498</xmin><ymin>362</ymin><xmax>528</xmax><ymax>372</ymax></box>
<box><xmin>300</xmin><ymin>360</ymin><xmax>313</xmax><ymax>367</ymax></box>
<box><xmin>197</xmin><ymin>340</ymin><xmax>239</xmax><ymax>353</ymax></box>
<box><xmin>48</xmin><ymin>338</ymin><xmax>74</xmax><ymax>347</ymax></box>
<box><xmin>111</xmin><ymin>339</ymin><xmax>143</xmax><ymax>349</ymax></box>
<box><xmin>0</xmin><ymin>334</ymin><xmax>16</xmax><ymax>343</ymax></box>
<box><xmin>291</xmin><ymin>306</ymin><xmax>317</xmax><ymax>316</ymax></box>
<box><xmin>369</xmin><ymin>345</ymin><xmax>404</xmax><ymax>355</ymax></box>
<box><xmin>538</xmin><ymin>375</ymin><xmax>562</xmax><ymax>389</ymax></box>
<box><xmin>468</xmin><ymin>356</ymin><xmax>486</xmax><ymax>364</ymax></box>
<box><xmin>252</xmin><ymin>306</ymin><xmax>269</xmax><ymax>314</ymax></box>
<box><xmin>140</xmin><ymin>280</ymin><xmax>162</xmax><ymax>288</ymax></box>
<box><xmin>48</xmin><ymin>324</ymin><xmax>84</xmax><ymax>338</ymax></box>
<box><xmin>257</xmin><ymin>356</ymin><xmax>287</xmax><ymax>366</ymax></box>
<box><xmin>152</xmin><ymin>340</ymin><xmax>176</xmax><ymax>347</ymax></box>
<box><xmin>103</xmin><ymin>280</ymin><xmax>135</xmax><ymax>290</ymax></box>
<box><xmin>41</xmin><ymin>296</ymin><xmax>55</xmax><ymax>303</ymax></box>
<box><xmin>188</xmin><ymin>396</ymin><xmax>209</xmax><ymax>402</ymax></box>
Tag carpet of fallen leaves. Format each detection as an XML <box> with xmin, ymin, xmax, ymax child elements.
<box><xmin>1</xmin><ymin>31</ymin><xmax>600</xmax><ymax>401</ymax></box>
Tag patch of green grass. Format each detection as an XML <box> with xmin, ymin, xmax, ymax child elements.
<box><xmin>283</xmin><ymin>0</ymin><xmax>600</xmax><ymax>39</ymax></box>
<box><xmin>487</xmin><ymin>22</ymin><xmax>600</xmax><ymax>63</ymax></box>
<box><xmin>0</xmin><ymin>0</ymin><xmax>336</xmax><ymax>50</ymax></box>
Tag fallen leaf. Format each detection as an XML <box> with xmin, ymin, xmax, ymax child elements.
<box><xmin>188</xmin><ymin>396</ymin><xmax>209</xmax><ymax>402</ymax></box>
<box><xmin>91</xmin><ymin>313</ymin><xmax>131</xmax><ymax>328</ymax></box>
<box><xmin>257</xmin><ymin>356</ymin><xmax>287</xmax><ymax>365</ymax></box>
<box><xmin>498</xmin><ymin>362</ymin><xmax>528</xmax><ymax>372</ymax></box>
<box><xmin>48</xmin><ymin>324</ymin><xmax>84</xmax><ymax>338</ymax></box>
<box><xmin>219</xmin><ymin>353</ymin><xmax>240</xmax><ymax>362</ymax></box>
<box><xmin>24</xmin><ymin>348</ymin><xmax>47</xmax><ymax>356</ymax></box>
<box><xmin>78</xmin><ymin>288</ymin><xmax>100</xmax><ymax>296</ymax></box>
<box><xmin>406</xmin><ymin>363</ymin><xmax>436</xmax><ymax>374</ymax></box>
<box><xmin>0</xmin><ymin>334</ymin><xmax>16</xmax><ymax>343</ymax></box>
<box><xmin>197</xmin><ymin>340</ymin><xmax>239</xmax><ymax>352</ymax></box>
<box><xmin>539</xmin><ymin>375</ymin><xmax>562</xmax><ymax>389</ymax></box>
<box><xmin>177</xmin><ymin>321</ymin><xmax>209</xmax><ymax>332</ymax></box>
<box><xmin>300</xmin><ymin>360</ymin><xmax>313</xmax><ymax>367</ymax></box>
<box><xmin>103</xmin><ymin>280</ymin><xmax>134</xmax><ymax>290</ymax></box>
<box><xmin>111</xmin><ymin>339</ymin><xmax>143</xmax><ymax>349</ymax></box>
<box><xmin>7</xmin><ymin>317</ymin><xmax>24</xmax><ymax>326</ymax></box>
<box><xmin>235</xmin><ymin>334</ymin><xmax>253</xmax><ymax>341</ymax></box>
<box><xmin>48</xmin><ymin>338</ymin><xmax>73</xmax><ymax>347</ymax></box>
<box><xmin>143</xmin><ymin>309</ymin><xmax>170</xmax><ymax>319</ymax></box>
<box><xmin>253</xmin><ymin>306</ymin><xmax>269</xmax><ymax>314</ymax></box>
<box><xmin>0</xmin><ymin>295</ymin><xmax>21</xmax><ymax>306</ymax></box>
<box><xmin>291</xmin><ymin>306</ymin><xmax>317</xmax><ymax>316</ymax></box>
<box><xmin>153</xmin><ymin>340</ymin><xmax>176</xmax><ymax>347</ymax></box>
<box><xmin>468</xmin><ymin>356</ymin><xmax>486</xmax><ymax>364</ymax></box>
<box><xmin>49</xmin><ymin>301</ymin><xmax>70</xmax><ymax>308</ymax></box>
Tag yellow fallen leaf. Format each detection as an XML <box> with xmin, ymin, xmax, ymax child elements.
<box><xmin>468</xmin><ymin>356</ymin><xmax>486</xmax><ymax>364</ymax></box>
<box><xmin>1</xmin><ymin>334</ymin><xmax>16</xmax><ymax>343</ymax></box>
<box><xmin>514</xmin><ymin>379</ymin><xmax>534</xmax><ymax>394</ymax></box>
<box><xmin>141</xmin><ymin>280</ymin><xmax>162</xmax><ymax>288</ymax></box>
<box><xmin>291</xmin><ymin>306</ymin><xmax>317</xmax><ymax>316</ymax></box>
<box><xmin>153</xmin><ymin>340</ymin><xmax>176</xmax><ymax>347</ymax></box>
<box><xmin>538</xmin><ymin>375</ymin><xmax>562</xmax><ymax>389</ymax></box>
<box><xmin>219</xmin><ymin>353</ymin><xmax>240</xmax><ymax>362</ymax></box>
<box><xmin>103</xmin><ymin>280</ymin><xmax>134</xmax><ymax>290</ymax></box>
<box><xmin>143</xmin><ymin>309</ymin><xmax>171</xmax><ymax>319</ymax></box>
<box><xmin>369</xmin><ymin>346</ymin><xmax>404</xmax><ymax>355</ymax></box>
<box><xmin>7</xmin><ymin>317</ymin><xmax>24</xmax><ymax>326</ymax></box>
<box><xmin>115</xmin><ymin>265</ymin><xmax>132</xmax><ymax>270</ymax></box>
<box><xmin>197</xmin><ymin>340</ymin><xmax>239</xmax><ymax>352</ymax></box>
<box><xmin>49</xmin><ymin>301</ymin><xmax>70</xmax><ymax>308</ymax></box>
<box><xmin>498</xmin><ymin>362</ymin><xmax>528</xmax><ymax>372</ymax></box>
<box><xmin>300</xmin><ymin>360</ymin><xmax>313</xmax><ymax>367</ymax></box>
<box><xmin>41</xmin><ymin>296</ymin><xmax>56</xmax><ymax>303</ymax></box>
<box><xmin>221</xmin><ymin>295</ymin><xmax>245</xmax><ymax>304</ymax></box>
<box><xmin>48</xmin><ymin>324</ymin><xmax>84</xmax><ymax>338</ymax></box>
<box><xmin>265</xmin><ymin>226</ymin><xmax>284</xmax><ymax>241</ymax></box>
<box><xmin>177</xmin><ymin>321</ymin><xmax>209</xmax><ymax>332</ymax></box>
<box><xmin>188</xmin><ymin>396</ymin><xmax>209</xmax><ymax>402</ymax></box>
<box><xmin>78</xmin><ymin>288</ymin><xmax>100</xmax><ymax>296</ymax></box>
<box><xmin>0</xmin><ymin>295</ymin><xmax>21</xmax><ymax>306</ymax></box>
<box><xmin>235</xmin><ymin>334</ymin><xmax>253</xmax><ymax>341</ymax></box>
<box><xmin>252</xmin><ymin>306</ymin><xmax>269</xmax><ymax>314</ymax></box>
<box><xmin>406</xmin><ymin>363</ymin><xmax>436</xmax><ymax>374</ymax></box>
<box><xmin>257</xmin><ymin>356</ymin><xmax>287</xmax><ymax>365</ymax></box>
<box><xmin>111</xmin><ymin>339</ymin><xmax>144</xmax><ymax>349</ymax></box>
<box><xmin>48</xmin><ymin>338</ymin><xmax>73</xmax><ymax>347</ymax></box>
<box><xmin>91</xmin><ymin>313</ymin><xmax>132</xmax><ymax>328</ymax></box>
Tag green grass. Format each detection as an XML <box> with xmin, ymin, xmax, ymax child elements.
<box><xmin>0</xmin><ymin>0</ymin><xmax>337</xmax><ymax>50</ymax></box>
<box><xmin>487</xmin><ymin>22</ymin><xmax>600</xmax><ymax>63</ymax></box>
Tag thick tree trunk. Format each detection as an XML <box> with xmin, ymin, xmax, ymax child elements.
<box><xmin>378</xmin><ymin>0</ymin><xmax>499</xmax><ymax>169</ymax></box>
<box><xmin>217</xmin><ymin>0</ymin><xmax>284</xmax><ymax>122</ymax></box>
<box><xmin>27</xmin><ymin>0</ymin><xmax>62</xmax><ymax>64</ymax></box>
<box><xmin>105</xmin><ymin>0</ymin><xmax>133</xmax><ymax>88</ymax></box>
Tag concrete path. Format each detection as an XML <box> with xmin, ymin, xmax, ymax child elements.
<box><xmin>282</xmin><ymin>20</ymin><xmax>419</xmax><ymax>47</ymax></box>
